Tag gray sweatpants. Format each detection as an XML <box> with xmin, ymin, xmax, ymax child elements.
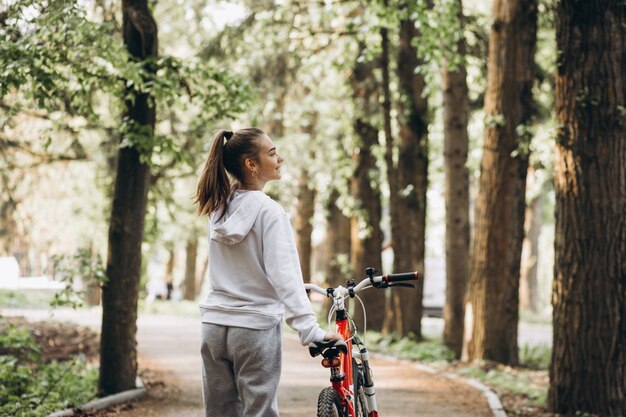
<box><xmin>200</xmin><ymin>323</ymin><xmax>282</xmax><ymax>417</ymax></box>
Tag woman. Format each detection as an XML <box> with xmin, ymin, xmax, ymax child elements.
<box><xmin>195</xmin><ymin>128</ymin><xmax>341</xmax><ymax>417</ymax></box>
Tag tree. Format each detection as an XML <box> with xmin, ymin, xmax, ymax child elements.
<box><xmin>99</xmin><ymin>0</ymin><xmax>158</xmax><ymax>395</ymax></box>
<box><xmin>325</xmin><ymin>188</ymin><xmax>352</xmax><ymax>287</ymax></box>
<box><xmin>350</xmin><ymin>42</ymin><xmax>384</xmax><ymax>332</ymax></box>
<box><xmin>519</xmin><ymin>164</ymin><xmax>545</xmax><ymax>313</ymax></box>
<box><xmin>294</xmin><ymin>117</ymin><xmax>318</xmax><ymax>283</ymax></box>
<box><xmin>183</xmin><ymin>238</ymin><xmax>198</xmax><ymax>301</ymax></box>
<box><xmin>465</xmin><ymin>0</ymin><xmax>538</xmax><ymax>364</ymax></box>
<box><xmin>549</xmin><ymin>1</ymin><xmax>626</xmax><ymax>414</ymax></box>
<box><xmin>442</xmin><ymin>0</ymin><xmax>470</xmax><ymax>358</ymax></box>
<box><xmin>385</xmin><ymin>15</ymin><xmax>429</xmax><ymax>338</ymax></box>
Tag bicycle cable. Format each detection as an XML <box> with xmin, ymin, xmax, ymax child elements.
<box><xmin>354</xmin><ymin>293</ymin><xmax>367</xmax><ymax>336</ymax></box>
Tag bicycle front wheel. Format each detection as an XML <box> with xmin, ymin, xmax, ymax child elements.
<box><xmin>317</xmin><ymin>387</ymin><xmax>343</xmax><ymax>417</ymax></box>
<box><xmin>353</xmin><ymin>359</ymin><xmax>367</xmax><ymax>417</ymax></box>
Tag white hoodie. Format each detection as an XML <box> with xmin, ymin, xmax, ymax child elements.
<box><xmin>200</xmin><ymin>189</ymin><xmax>326</xmax><ymax>345</ymax></box>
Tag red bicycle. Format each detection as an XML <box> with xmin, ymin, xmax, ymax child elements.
<box><xmin>305</xmin><ymin>267</ymin><xmax>420</xmax><ymax>417</ymax></box>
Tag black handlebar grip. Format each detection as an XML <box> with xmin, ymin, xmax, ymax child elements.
<box><xmin>382</xmin><ymin>271</ymin><xmax>420</xmax><ymax>284</ymax></box>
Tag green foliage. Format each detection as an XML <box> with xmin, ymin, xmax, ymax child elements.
<box><xmin>456</xmin><ymin>362</ymin><xmax>547</xmax><ymax>408</ymax></box>
<box><xmin>0</xmin><ymin>322</ymin><xmax>40</xmax><ymax>363</ymax></box>
<box><xmin>1</xmin><ymin>0</ymin><xmax>251</xmax><ymax>167</ymax></box>
<box><xmin>519</xmin><ymin>343</ymin><xmax>551</xmax><ymax>370</ymax></box>
<box><xmin>0</xmin><ymin>320</ymin><xmax>98</xmax><ymax>417</ymax></box>
<box><xmin>0</xmin><ymin>290</ymin><xmax>56</xmax><ymax>309</ymax></box>
<box><xmin>485</xmin><ymin>113</ymin><xmax>506</xmax><ymax>128</ymax></box>
<box><xmin>0</xmin><ymin>0</ymin><xmax>125</xmax><ymax>117</ymax></box>
<box><xmin>363</xmin><ymin>332</ymin><xmax>457</xmax><ymax>363</ymax></box>
<box><xmin>49</xmin><ymin>249</ymin><xmax>107</xmax><ymax>309</ymax></box>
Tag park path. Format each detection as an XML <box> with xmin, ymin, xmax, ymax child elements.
<box><xmin>3</xmin><ymin>307</ymin><xmax>497</xmax><ymax>417</ymax></box>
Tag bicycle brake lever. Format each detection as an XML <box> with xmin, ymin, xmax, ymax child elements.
<box><xmin>388</xmin><ymin>283</ymin><xmax>415</xmax><ymax>289</ymax></box>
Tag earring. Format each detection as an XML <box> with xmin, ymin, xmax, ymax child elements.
<box><xmin>253</xmin><ymin>171</ymin><xmax>258</xmax><ymax>178</ymax></box>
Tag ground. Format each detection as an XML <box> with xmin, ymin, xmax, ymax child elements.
<box><xmin>2</xmin><ymin>308</ymin><xmax>552</xmax><ymax>417</ymax></box>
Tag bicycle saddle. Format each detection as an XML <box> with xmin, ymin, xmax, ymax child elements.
<box><xmin>308</xmin><ymin>339</ymin><xmax>348</xmax><ymax>358</ymax></box>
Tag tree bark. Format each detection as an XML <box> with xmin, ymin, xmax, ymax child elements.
<box><xmin>322</xmin><ymin>188</ymin><xmax>351</xmax><ymax>312</ymax></box>
<box><xmin>442</xmin><ymin>0</ymin><xmax>470</xmax><ymax>358</ymax></box>
<box><xmin>325</xmin><ymin>188</ymin><xmax>352</xmax><ymax>287</ymax></box>
<box><xmin>183</xmin><ymin>239</ymin><xmax>198</xmax><ymax>301</ymax></box>
<box><xmin>295</xmin><ymin>118</ymin><xmax>317</xmax><ymax>284</ymax></box>
<box><xmin>549</xmin><ymin>1</ymin><xmax>626</xmax><ymax>415</ymax></box>
<box><xmin>99</xmin><ymin>0</ymin><xmax>157</xmax><ymax>395</ymax></box>
<box><xmin>349</xmin><ymin>42</ymin><xmax>384</xmax><ymax>331</ymax></box>
<box><xmin>465</xmin><ymin>0</ymin><xmax>537</xmax><ymax>365</ymax></box>
<box><xmin>385</xmin><ymin>18</ymin><xmax>428</xmax><ymax>338</ymax></box>
<box><xmin>295</xmin><ymin>176</ymin><xmax>316</xmax><ymax>283</ymax></box>
<box><xmin>196</xmin><ymin>254</ymin><xmax>208</xmax><ymax>296</ymax></box>
<box><xmin>0</xmin><ymin>196</ymin><xmax>17</xmax><ymax>257</ymax></box>
<box><xmin>519</xmin><ymin>166</ymin><xmax>543</xmax><ymax>313</ymax></box>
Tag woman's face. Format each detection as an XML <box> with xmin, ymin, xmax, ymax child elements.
<box><xmin>254</xmin><ymin>134</ymin><xmax>283</xmax><ymax>183</ymax></box>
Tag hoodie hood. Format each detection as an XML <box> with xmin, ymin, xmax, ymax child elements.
<box><xmin>210</xmin><ymin>190</ymin><xmax>270</xmax><ymax>245</ymax></box>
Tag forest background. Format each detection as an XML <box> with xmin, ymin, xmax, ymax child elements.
<box><xmin>1</xmin><ymin>0</ymin><xmax>624</xmax><ymax>416</ymax></box>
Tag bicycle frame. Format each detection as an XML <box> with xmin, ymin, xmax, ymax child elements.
<box><xmin>334</xmin><ymin>299</ymin><xmax>357</xmax><ymax>416</ymax></box>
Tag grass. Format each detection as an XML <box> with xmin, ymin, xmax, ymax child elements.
<box><xmin>360</xmin><ymin>330</ymin><xmax>552</xmax><ymax>417</ymax></box>
<box><xmin>138</xmin><ymin>298</ymin><xmax>200</xmax><ymax>316</ymax></box>
<box><xmin>363</xmin><ymin>331</ymin><xmax>456</xmax><ymax>364</ymax></box>
<box><xmin>519</xmin><ymin>310</ymin><xmax>553</xmax><ymax>325</ymax></box>
<box><xmin>0</xmin><ymin>289</ymin><xmax>57</xmax><ymax>309</ymax></box>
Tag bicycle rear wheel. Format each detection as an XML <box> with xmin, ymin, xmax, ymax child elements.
<box><xmin>317</xmin><ymin>387</ymin><xmax>343</xmax><ymax>417</ymax></box>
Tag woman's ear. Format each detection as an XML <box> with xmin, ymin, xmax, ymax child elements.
<box><xmin>244</xmin><ymin>158</ymin><xmax>256</xmax><ymax>172</ymax></box>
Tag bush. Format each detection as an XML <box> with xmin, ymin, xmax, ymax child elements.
<box><xmin>519</xmin><ymin>343</ymin><xmax>551</xmax><ymax>370</ymax></box>
<box><xmin>0</xmin><ymin>320</ymin><xmax>98</xmax><ymax>417</ymax></box>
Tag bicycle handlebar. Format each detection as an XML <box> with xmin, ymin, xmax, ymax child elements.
<box><xmin>381</xmin><ymin>271</ymin><xmax>420</xmax><ymax>284</ymax></box>
<box><xmin>304</xmin><ymin>271</ymin><xmax>420</xmax><ymax>298</ymax></box>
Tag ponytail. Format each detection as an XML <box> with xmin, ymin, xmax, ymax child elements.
<box><xmin>195</xmin><ymin>127</ymin><xmax>266</xmax><ymax>218</ymax></box>
<box><xmin>195</xmin><ymin>130</ymin><xmax>231</xmax><ymax>217</ymax></box>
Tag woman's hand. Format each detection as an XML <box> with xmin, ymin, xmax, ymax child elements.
<box><xmin>323</xmin><ymin>331</ymin><xmax>343</xmax><ymax>341</ymax></box>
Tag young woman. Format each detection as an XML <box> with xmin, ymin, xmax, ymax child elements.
<box><xmin>195</xmin><ymin>128</ymin><xmax>341</xmax><ymax>417</ymax></box>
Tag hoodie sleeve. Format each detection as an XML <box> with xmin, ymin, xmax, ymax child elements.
<box><xmin>262</xmin><ymin>210</ymin><xmax>326</xmax><ymax>345</ymax></box>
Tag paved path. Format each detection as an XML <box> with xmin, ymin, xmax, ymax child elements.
<box><xmin>4</xmin><ymin>307</ymin><xmax>498</xmax><ymax>416</ymax></box>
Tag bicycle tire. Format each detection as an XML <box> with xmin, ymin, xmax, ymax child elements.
<box><xmin>317</xmin><ymin>387</ymin><xmax>343</xmax><ymax>417</ymax></box>
<box><xmin>353</xmin><ymin>359</ymin><xmax>367</xmax><ymax>417</ymax></box>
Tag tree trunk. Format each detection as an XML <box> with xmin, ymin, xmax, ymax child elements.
<box><xmin>349</xmin><ymin>42</ymin><xmax>384</xmax><ymax>331</ymax></box>
<box><xmin>381</xmin><ymin>11</ymin><xmax>402</xmax><ymax>335</ymax></box>
<box><xmin>99</xmin><ymin>0</ymin><xmax>157</xmax><ymax>395</ymax></box>
<box><xmin>549</xmin><ymin>1</ymin><xmax>626</xmax><ymax>415</ymax></box>
<box><xmin>294</xmin><ymin>118</ymin><xmax>317</xmax><ymax>283</ymax></box>
<box><xmin>519</xmin><ymin>166</ymin><xmax>543</xmax><ymax>313</ymax></box>
<box><xmin>465</xmin><ymin>0</ymin><xmax>537</xmax><ymax>365</ymax></box>
<box><xmin>196</xmin><ymin>254</ymin><xmax>208</xmax><ymax>296</ymax></box>
<box><xmin>164</xmin><ymin>248</ymin><xmax>175</xmax><ymax>300</ymax></box>
<box><xmin>323</xmin><ymin>188</ymin><xmax>352</xmax><ymax>312</ymax></box>
<box><xmin>183</xmin><ymin>238</ymin><xmax>198</xmax><ymax>301</ymax></box>
<box><xmin>442</xmin><ymin>0</ymin><xmax>470</xmax><ymax>358</ymax></box>
<box><xmin>0</xmin><ymin>196</ymin><xmax>17</xmax><ymax>257</ymax></box>
<box><xmin>385</xmin><ymin>18</ymin><xmax>428</xmax><ymax>338</ymax></box>
<box><xmin>325</xmin><ymin>188</ymin><xmax>352</xmax><ymax>286</ymax></box>
<box><xmin>295</xmin><ymin>177</ymin><xmax>316</xmax><ymax>283</ymax></box>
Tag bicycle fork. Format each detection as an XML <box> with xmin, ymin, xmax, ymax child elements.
<box><xmin>352</xmin><ymin>338</ymin><xmax>378</xmax><ymax>416</ymax></box>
